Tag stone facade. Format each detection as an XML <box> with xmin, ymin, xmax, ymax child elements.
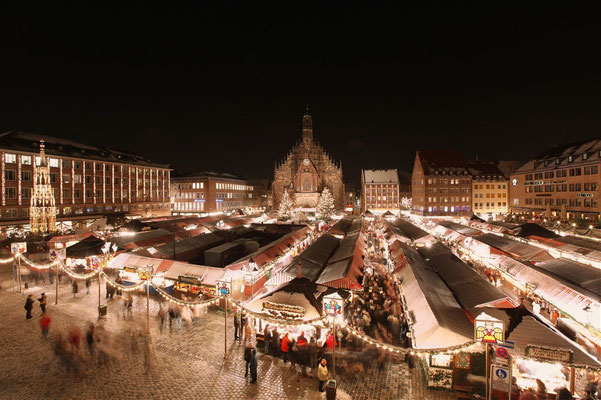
<box><xmin>272</xmin><ymin>110</ymin><xmax>344</xmax><ymax>210</ymax></box>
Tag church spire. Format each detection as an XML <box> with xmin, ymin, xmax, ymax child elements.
<box><xmin>302</xmin><ymin>106</ymin><xmax>313</xmax><ymax>144</ymax></box>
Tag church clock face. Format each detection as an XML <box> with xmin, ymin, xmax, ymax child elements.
<box><xmin>303</xmin><ymin>158</ymin><xmax>310</xmax><ymax>165</ymax></box>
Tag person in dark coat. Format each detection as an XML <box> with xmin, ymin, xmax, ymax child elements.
<box><xmin>38</xmin><ymin>293</ymin><xmax>47</xmax><ymax>314</ymax></box>
<box><xmin>249</xmin><ymin>347</ymin><xmax>258</xmax><ymax>383</ymax></box>
<box><xmin>85</xmin><ymin>279</ymin><xmax>91</xmax><ymax>295</ymax></box>
<box><xmin>72</xmin><ymin>280</ymin><xmax>79</xmax><ymax>298</ymax></box>
<box><xmin>25</xmin><ymin>295</ymin><xmax>34</xmax><ymax>319</ymax></box>
<box><xmin>271</xmin><ymin>329</ymin><xmax>280</xmax><ymax>357</ymax></box>
<box><xmin>244</xmin><ymin>342</ymin><xmax>253</xmax><ymax>377</ymax></box>
<box><xmin>233</xmin><ymin>311</ymin><xmax>240</xmax><ymax>340</ymax></box>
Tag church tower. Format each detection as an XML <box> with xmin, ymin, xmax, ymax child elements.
<box><xmin>302</xmin><ymin>107</ymin><xmax>313</xmax><ymax>144</ymax></box>
<box><xmin>30</xmin><ymin>139</ymin><xmax>57</xmax><ymax>235</ymax></box>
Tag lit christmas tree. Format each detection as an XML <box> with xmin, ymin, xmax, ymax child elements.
<box><xmin>316</xmin><ymin>187</ymin><xmax>335</xmax><ymax>220</ymax></box>
<box><xmin>278</xmin><ymin>189</ymin><xmax>295</xmax><ymax>219</ymax></box>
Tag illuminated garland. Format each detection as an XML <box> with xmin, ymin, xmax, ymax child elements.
<box><xmin>19</xmin><ymin>254</ymin><xmax>60</xmax><ymax>270</ymax></box>
<box><xmin>0</xmin><ymin>255</ymin><xmax>15</xmax><ymax>263</ymax></box>
<box><xmin>101</xmin><ymin>271</ymin><xmax>148</xmax><ymax>292</ymax></box>
<box><xmin>58</xmin><ymin>263</ymin><xmax>99</xmax><ymax>280</ymax></box>
<box><xmin>231</xmin><ymin>300</ymin><xmax>328</xmax><ymax>326</ymax></box>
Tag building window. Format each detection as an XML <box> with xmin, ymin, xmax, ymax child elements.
<box><xmin>63</xmin><ymin>189</ymin><xmax>71</xmax><ymax>198</ymax></box>
<box><xmin>4</xmin><ymin>153</ymin><xmax>16</xmax><ymax>163</ymax></box>
<box><xmin>74</xmin><ymin>161</ymin><xmax>82</xmax><ymax>169</ymax></box>
<box><xmin>85</xmin><ymin>175</ymin><xmax>92</xmax><ymax>184</ymax></box>
<box><xmin>6</xmin><ymin>209</ymin><xmax>17</xmax><ymax>218</ymax></box>
<box><xmin>4</xmin><ymin>169</ymin><xmax>16</xmax><ymax>181</ymax></box>
<box><xmin>22</xmin><ymin>187</ymin><xmax>31</xmax><ymax>199</ymax></box>
<box><xmin>74</xmin><ymin>189</ymin><xmax>82</xmax><ymax>199</ymax></box>
<box><xmin>21</xmin><ymin>155</ymin><xmax>32</xmax><ymax>165</ymax></box>
<box><xmin>22</xmin><ymin>208</ymin><xmax>29</xmax><ymax>217</ymax></box>
<box><xmin>49</xmin><ymin>158</ymin><xmax>59</xmax><ymax>168</ymax></box>
<box><xmin>5</xmin><ymin>187</ymin><xmax>17</xmax><ymax>199</ymax></box>
<box><xmin>73</xmin><ymin>174</ymin><xmax>82</xmax><ymax>184</ymax></box>
<box><xmin>62</xmin><ymin>159</ymin><xmax>71</xmax><ymax>168</ymax></box>
<box><xmin>75</xmin><ymin>207</ymin><xmax>83</xmax><ymax>214</ymax></box>
<box><xmin>21</xmin><ymin>171</ymin><xmax>32</xmax><ymax>182</ymax></box>
<box><xmin>568</xmin><ymin>156</ymin><xmax>574</xmax><ymax>163</ymax></box>
<box><xmin>85</xmin><ymin>162</ymin><xmax>92</xmax><ymax>170</ymax></box>
<box><xmin>62</xmin><ymin>174</ymin><xmax>71</xmax><ymax>184</ymax></box>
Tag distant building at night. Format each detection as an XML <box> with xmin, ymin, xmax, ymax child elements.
<box><xmin>509</xmin><ymin>138</ymin><xmax>601</xmax><ymax>219</ymax></box>
<box><xmin>361</xmin><ymin>169</ymin><xmax>400</xmax><ymax>214</ymax></box>
<box><xmin>411</xmin><ymin>150</ymin><xmax>472</xmax><ymax>216</ymax></box>
<box><xmin>468</xmin><ymin>160</ymin><xmax>509</xmax><ymax>219</ymax></box>
<box><xmin>171</xmin><ymin>171</ymin><xmax>258</xmax><ymax>215</ymax></box>
<box><xmin>0</xmin><ymin>131</ymin><xmax>171</xmax><ymax>232</ymax></box>
<box><xmin>398</xmin><ymin>171</ymin><xmax>412</xmax><ymax>202</ymax></box>
<box><xmin>272</xmin><ymin>109</ymin><xmax>344</xmax><ymax>211</ymax></box>
<box><xmin>344</xmin><ymin>182</ymin><xmax>358</xmax><ymax>212</ymax></box>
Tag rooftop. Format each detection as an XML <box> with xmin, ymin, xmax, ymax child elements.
<box><xmin>515</xmin><ymin>137</ymin><xmax>601</xmax><ymax>173</ymax></box>
<box><xmin>361</xmin><ymin>169</ymin><xmax>399</xmax><ymax>184</ymax></box>
<box><xmin>0</xmin><ymin>131</ymin><xmax>169</xmax><ymax>168</ymax></box>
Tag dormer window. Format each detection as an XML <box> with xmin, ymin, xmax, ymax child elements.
<box><xmin>555</xmin><ymin>158</ymin><xmax>560</xmax><ymax>165</ymax></box>
<box><xmin>583</xmin><ymin>152</ymin><xmax>588</xmax><ymax>160</ymax></box>
<box><xmin>568</xmin><ymin>155</ymin><xmax>574</xmax><ymax>163</ymax></box>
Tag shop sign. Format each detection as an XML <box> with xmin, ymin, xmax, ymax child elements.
<box><xmin>524</xmin><ymin>345</ymin><xmax>573</xmax><ymax>364</ymax></box>
<box><xmin>179</xmin><ymin>275</ymin><xmax>201</xmax><ymax>286</ymax></box>
<box><xmin>11</xmin><ymin>242</ymin><xmax>27</xmax><ymax>255</ymax></box>
<box><xmin>215</xmin><ymin>279</ymin><xmax>232</xmax><ymax>297</ymax></box>
<box><xmin>491</xmin><ymin>364</ymin><xmax>511</xmax><ymax>393</ymax></box>
<box><xmin>49</xmin><ymin>248</ymin><xmax>66</xmax><ymax>261</ymax></box>
<box><xmin>577</xmin><ymin>193</ymin><xmax>594</xmax><ymax>198</ymax></box>
<box><xmin>474</xmin><ymin>312</ymin><xmax>505</xmax><ymax>344</ymax></box>
<box><xmin>525</xmin><ymin>180</ymin><xmax>543</xmax><ymax>186</ymax></box>
<box><xmin>262</xmin><ymin>301</ymin><xmax>306</xmax><ymax>316</ymax></box>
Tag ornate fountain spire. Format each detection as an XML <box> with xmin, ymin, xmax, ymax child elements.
<box><xmin>30</xmin><ymin>139</ymin><xmax>56</xmax><ymax>235</ymax></box>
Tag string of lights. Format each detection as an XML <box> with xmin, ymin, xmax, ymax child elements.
<box><xmin>101</xmin><ymin>271</ymin><xmax>148</xmax><ymax>292</ymax></box>
<box><xmin>0</xmin><ymin>255</ymin><xmax>15</xmax><ymax>263</ymax></box>
<box><xmin>58</xmin><ymin>263</ymin><xmax>99</xmax><ymax>280</ymax></box>
<box><xmin>230</xmin><ymin>300</ymin><xmax>328</xmax><ymax>326</ymax></box>
<box><xmin>149</xmin><ymin>282</ymin><xmax>218</xmax><ymax>307</ymax></box>
<box><xmin>18</xmin><ymin>254</ymin><xmax>60</xmax><ymax>270</ymax></box>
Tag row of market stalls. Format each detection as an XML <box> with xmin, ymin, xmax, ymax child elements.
<box><xmin>328</xmin><ymin>216</ymin><xmax>362</xmax><ymax>238</ymax></box>
<box><xmin>387</xmin><ymin>217</ymin><xmax>601</xmax><ymax>396</ymax></box>
<box><xmin>383</xmin><ymin>218</ymin><xmax>435</xmax><ymax>247</ymax></box>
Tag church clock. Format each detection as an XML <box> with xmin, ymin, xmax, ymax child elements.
<box><xmin>303</xmin><ymin>158</ymin><xmax>310</xmax><ymax>165</ymax></box>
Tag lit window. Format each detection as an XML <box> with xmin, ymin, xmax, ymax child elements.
<box><xmin>49</xmin><ymin>158</ymin><xmax>59</xmax><ymax>168</ymax></box>
<box><xmin>4</xmin><ymin>153</ymin><xmax>16</xmax><ymax>163</ymax></box>
<box><xmin>21</xmin><ymin>155</ymin><xmax>32</xmax><ymax>165</ymax></box>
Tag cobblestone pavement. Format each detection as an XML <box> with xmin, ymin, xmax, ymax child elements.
<box><xmin>0</xmin><ymin>269</ymin><xmax>454</xmax><ymax>400</ymax></box>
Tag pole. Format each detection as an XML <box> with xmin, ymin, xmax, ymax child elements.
<box><xmin>173</xmin><ymin>232</ymin><xmax>176</xmax><ymax>260</ymax></box>
<box><xmin>332</xmin><ymin>319</ymin><xmax>336</xmax><ymax>379</ymax></box>
<box><xmin>17</xmin><ymin>255</ymin><xmax>22</xmax><ymax>293</ymax></box>
<box><xmin>224</xmin><ymin>296</ymin><xmax>228</xmax><ymax>358</ymax></box>
<box><xmin>98</xmin><ymin>266</ymin><xmax>102</xmax><ymax>315</ymax></box>
<box><xmin>146</xmin><ymin>272</ymin><xmax>150</xmax><ymax>333</ymax></box>
<box><xmin>55</xmin><ymin>262</ymin><xmax>59</xmax><ymax>305</ymax></box>
<box><xmin>485</xmin><ymin>343</ymin><xmax>491</xmax><ymax>400</ymax></box>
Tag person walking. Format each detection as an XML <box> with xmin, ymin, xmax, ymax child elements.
<box><xmin>72</xmin><ymin>280</ymin><xmax>79</xmax><ymax>299</ymax></box>
<box><xmin>244</xmin><ymin>342</ymin><xmax>253</xmax><ymax>377</ymax></box>
<box><xmin>244</xmin><ymin>316</ymin><xmax>253</xmax><ymax>343</ymax></box>
<box><xmin>240</xmin><ymin>313</ymin><xmax>247</xmax><ymax>343</ymax></box>
<box><xmin>38</xmin><ymin>293</ymin><xmax>47</xmax><ymax>315</ymax></box>
<box><xmin>297</xmin><ymin>332</ymin><xmax>308</xmax><ymax>375</ymax></box>
<box><xmin>234</xmin><ymin>310</ymin><xmax>241</xmax><ymax>341</ymax></box>
<box><xmin>281</xmin><ymin>332</ymin><xmax>290</xmax><ymax>364</ymax></box>
<box><xmin>271</xmin><ymin>328</ymin><xmax>280</xmax><ymax>357</ymax></box>
<box><xmin>157</xmin><ymin>305</ymin><xmax>166</xmax><ymax>334</ymax></box>
<box><xmin>168</xmin><ymin>306</ymin><xmax>175</xmax><ymax>332</ymax></box>
<box><xmin>249</xmin><ymin>346</ymin><xmax>258</xmax><ymax>384</ymax></box>
<box><xmin>40</xmin><ymin>313</ymin><xmax>51</xmax><ymax>339</ymax></box>
<box><xmin>85</xmin><ymin>279</ymin><xmax>91</xmax><ymax>295</ymax></box>
<box><xmin>318</xmin><ymin>358</ymin><xmax>329</xmax><ymax>392</ymax></box>
<box><xmin>24</xmin><ymin>295</ymin><xmax>34</xmax><ymax>319</ymax></box>
<box><xmin>263</xmin><ymin>325</ymin><xmax>271</xmax><ymax>355</ymax></box>
<box><xmin>308</xmin><ymin>336</ymin><xmax>318</xmax><ymax>372</ymax></box>
<box><xmin>86</xmin><ymin>323</ymin><xmax>95</xmax><ymax>357</ymax></box>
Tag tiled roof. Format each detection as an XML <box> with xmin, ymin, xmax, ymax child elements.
<box><xmin>416</xmin><ymin>149</ymin><xmax>470</xmax><ymax>175</ymax></box>
<box><xmin>515</xmin><ymin>137</ymin><xmax>601</xmax><ymax>173</ymax></box>
<box><xmin>0</xmin><ymin>131</ymin><xmax>169</xmax><ymax>168</ymax></box>
<box><xmin>362</xmin><ymin>169</ymin><xmax>399</xmax><ymax>184</ymax></box>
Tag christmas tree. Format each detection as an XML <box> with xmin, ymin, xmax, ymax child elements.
<box><xmin>316</xmin><ymin>187</ymin><xmax>335</xmax><ymax>220</ymax></box>
<box><xmin>278</xmin><ymin>190</ymin><xmax>295</xmax><ymax>219</ymax></box>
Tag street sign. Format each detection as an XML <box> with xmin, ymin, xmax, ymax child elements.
<box><xmin>11</xmin><ymin>242</ymin><xmax>27</xmax><ymax>255</ymax></box>
<box><xmin>495</xmin><ymin>347</ymin><xmax>509</xmax><ymax>359</ymax></box>
<box><xmin>491</xmin><ymin>364</ymin><xmax>511</xmax><ymax>393</ymax></box>
<box><xmin>322</xmin><ymin>292</ymin><xmax>344</xmax><ymax>319</ymax></box>
<box><xmin>49</xmin><ymin>248</ymin><xmax>66</xmax><ymax>261</ymax></box>
<box><xmin>474</xmin><ymin>312</ymin><xmax>505</xmax><ymax>344</ymax></box>
<box><xmin>497</xmin><ymin>340</ymin><xmax>514</xmax><ymax>349</ymax></box>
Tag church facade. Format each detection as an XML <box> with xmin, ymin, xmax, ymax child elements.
<box><xmin>272</xmin><ymin>110</ymin><xmax>344</xmax><ymax>211</ymax></box>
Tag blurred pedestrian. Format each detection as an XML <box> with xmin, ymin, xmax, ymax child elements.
<box><xmin>157</xmin><ymin>305</ymin><xmax>166</xmax><ymax>334</ymax></box>
<box><xmin>72</xmin><ymin>280</ymin><xmax>79</xmax><ymax>298</ymax></box>
<box><xmin>168</xmin><ymin>306</ymin><xmax>175</xmax><ymax>332</ymax></box>
<box><xmin>281</xmin><ymin>333</ymin><xmax>290</xmax><ymax>363</ymax></box>
<box><xmin>263</xmin><ymin>325</ymin><xmax>271</xmax><ymax>355</ymax></box>
<box><xmin>68</xmin><ymin>326</ymin><xmax>82</xmax><ymax>351</ymax></box>
<box><xmin>249</xmin><ymin>346</ymin><xmax>258</xmax><ymax>384</ymax></box>
<box><xmin>244</xmin><ymin>316</ymin><xmax>253</xmax><ymax>342</ymax></box>
<box><xmin>24</xmin><ymin>295</ymin><xmax>34</xmax><ymax>319</ymax></box>
<box><xmin>240</xmin><ymin>313</ymin><xmax>247</xmax><ymax>343</ymax></box>
<box><xmin>271</xmin><ymin>328</ymin><xmax>280</xmax><ymax>357</ymax></box>
<box><xmin>86</xmin><ymin>323</ymin><xmax>95</xmax><ymax>357</ymax></box>
<box><xmin>38</xmin><ymin>293</ymin><xmax>47</xmax><ymax>314</ymax></box>
<box><xmin>308</xmin><ymin>336</ymin><xmax>318</xmax><ymax>371</ymax></box>
<box><xmin>556</xmin><ymin>387</ymin><xmax>573</xmax><ymax>399</ymax></box>
<box><xmin>85</xmin><ymin>278</ymin><xmax>91</xmax><ymax>295</ymax></box>
<box><xmin>234</xmin><ymin>310</ymin><xmax>241</xmax><ymax>341</ymax></box>
<box><xmin>244</xmin><ymin>342</ymin><xmax>253</xmax><ymax>377</ymax></box>
<box><xmin>40</xmin><ymin>313</ymin><xmax>51</xmax><ymax>339</ymax></box>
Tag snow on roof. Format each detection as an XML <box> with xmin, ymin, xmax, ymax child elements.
<box><xmin>362</xmin><ymin>169</ymin><xmax>399</xmax><ymax>184</ymax></box>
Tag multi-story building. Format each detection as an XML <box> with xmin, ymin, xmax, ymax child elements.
<box><xmin>361</xmin><ymin>169</ymin><xmax>400</xmax><ymax>214</ymax></box>
<box><xmin>0</xmin><ymin>131</ymin><xmax>171</xmax><ymax>230</ymax></box>
<box><xmin>247</xmin><ymin>179</ymin><xmax>272</xmax><ymax>210</ymax></box>
<box><xmin>398</xmin><ymin>171</ymin><xmax>412</xmax><ymax>201</ymax></box>
<box><xmin>509</xmin><ymin>139</ymin><xmax>601</xmax><ymax>219</ymax></box>
<box><xmin>344</xmin><ymin>182</ymin><xmax>357</xmax><ymax>212</ymax></box>
<box><xmin>469</xmin><ymin>161</ymin><xmax>509</xmax><ymax>219</ymax></box>
<box><xmin>171</xmin><ymin>172</ymin><xmax>257</xmax><ymax>215</ymax></box>
<box><xmin>411</xmin><ymin>150</ymin><xmax>472</xmax><ymax>216</ymax></box>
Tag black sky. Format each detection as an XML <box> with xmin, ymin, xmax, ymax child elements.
<box><xmin>0</xmin><ymin>2</ymin><xmax>599</xmax><ymax>186</ymax></box>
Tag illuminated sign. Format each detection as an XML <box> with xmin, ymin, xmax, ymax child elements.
<box><xmin>11</xmin><ymin>242</ymin><xmax>27</xmax><ymax>254</ymax></box>
<box><xmin>215</xmin><ymin>279</ymin><xmax>232</xmax><ymax>297</ymax></box>
<box><xmin>474</xmin><ymin>312</ymin><xmax>504</xmax><ymax>344</ymax></box>
<box><xmin>262</xmin><ymin>301</ymin><xmax>306</xmax><ymax>316</ymax></box>
<box><xmin>525</xmin><ymin>345</ymin><xmax>573</xmax><ymax>363</ymax></box>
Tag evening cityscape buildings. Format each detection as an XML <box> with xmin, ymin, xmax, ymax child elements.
<box><xmin>0</xmin><ymin>3</ymin><xmax>597</xmax><ymax>400</ymax></box>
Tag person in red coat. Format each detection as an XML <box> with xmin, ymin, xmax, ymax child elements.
<box><xmin>280</xmin><ymin>333</ymin><xmax>290</xmax><ymax>364</ymax></box>
<box><xmin>326</xmin><ymin>332</ymin><xmax>338</xmax><ymax>350</ymax></box>
<box><xmin>40</xmin><ymin>313</ymin><xmax>51</xmax><ymax>339</ymax></box>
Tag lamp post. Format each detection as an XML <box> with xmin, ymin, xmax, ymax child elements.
<box><xmin>322</xmin><ymin>292</ymin><xmax>344</xmax><ymax>380</ymax></box>
<box><xmin>216</xmin><ymin>279</ymin><xmax>232</xmax><ymax>358</ymax></box>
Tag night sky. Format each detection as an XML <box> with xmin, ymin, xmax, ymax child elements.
<box><xmin>0</xmin><ymin>2</ymin><xmax>598</xmax><ymax>186</ymax></box>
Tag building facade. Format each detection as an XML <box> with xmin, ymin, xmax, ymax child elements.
<box><xmin>0</xmin><ymin>131</ymin><xmax>171</xmax><ymax>229</ymax></box>
<box><xmin>272</xmin><ymin>110</ymin><xmax>344</xmax><ymax>211</ymax></box>
<box><xmin>509</xmin><ymin>139</ymin><xmax>601</xmax><ymax>219</ymax></box>
<box><xmin>411</xmin><ymin>150</ymin><xmax>472</xmax><ymax>216</ymax></box>
<box><xmin>361</xmin><ymin>169</ymin><xmax>400</xmax><ymax>214</ymax></box>
<box><xmin>171</xmin><ymin>172</ymin><xmax>258</xmax><ymax>215</ymax></box>
<box><xmin>469</xmin><ymin>161</ymin><xmax>509</xmax><ymax>219</ymax></box>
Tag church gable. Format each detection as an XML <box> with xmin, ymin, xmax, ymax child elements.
<box><xmin>294</xmin><ymin>155</ymin><xmax>320</xmax><ymax>192</ymax></box>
